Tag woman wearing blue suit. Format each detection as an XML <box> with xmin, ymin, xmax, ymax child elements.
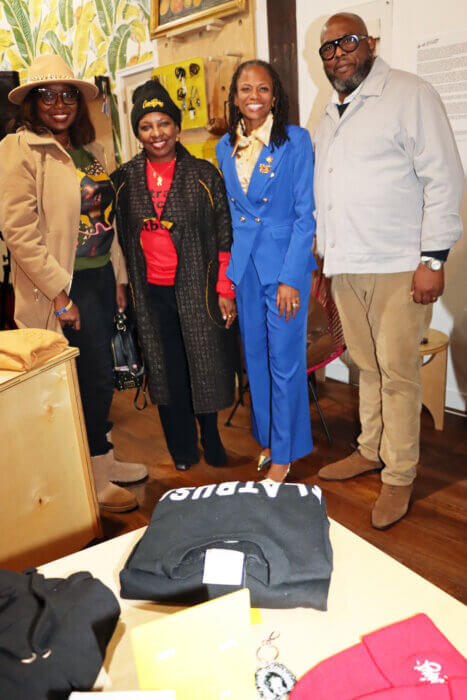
<box><xmin>216</xmin><ymin>60</ymin><xmax>316</xmax><ymax>482</ymax></box>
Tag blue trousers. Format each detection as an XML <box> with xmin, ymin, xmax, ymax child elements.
<box><xmin>235</xmin><ymin>257</ymin><xmax>313</xmax><ymax>464</ymax></box>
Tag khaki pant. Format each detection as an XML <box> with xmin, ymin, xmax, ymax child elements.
<box><xmin>332</xmin><ymin>272</ymin><xmax>431</xmax><ymax>486</ymax></box>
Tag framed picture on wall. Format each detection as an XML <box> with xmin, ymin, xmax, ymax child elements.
<box><xmin>150</xmin><ymin>0</ymin><xmax>246</xmax><ymax>39</ymax></box>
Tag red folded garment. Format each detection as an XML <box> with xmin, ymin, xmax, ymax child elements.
<box><xmin>362</xmin><ymin>680</ymin><xmax>467</xmax><ymax>699</ymax></box>
<box><xmin>363</xmin><ymin>614</ymin><xmax>467</xmax><ymax>688</ymax></box>
<box><xmin>361</xmin><ymin>685</ymin><xmax>451</xmax><ymax>699</ymax></box>
<box><xmin>290</xmin><ymin>642</ymin><xmax>390</xmax><ymax>700</ymax></box>
<box><xmin>290</xmin><ymin>615</ymin><xmax>466</xmax><ymax>700</ymax></box>
<box><xmin>449</xmin><ymin>678</ymin><xmax>467</xmax><ymax>699</ymax></box>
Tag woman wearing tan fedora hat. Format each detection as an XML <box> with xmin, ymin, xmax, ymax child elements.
<box><xmin>0</xmin><ymin>54</ymin><xmax>147</xmax><ymax>513</ymax></box>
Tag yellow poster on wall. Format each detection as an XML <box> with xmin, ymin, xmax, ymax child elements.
<box><xmin>152</xmin><ymin>57</ymin><xmax>208</xmax><ymax>130</ymax></box>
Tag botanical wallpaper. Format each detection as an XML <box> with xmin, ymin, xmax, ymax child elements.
<box><xmin>0</xmin><ymin>0</ymin><xmax>154</xmax><ymax>159</ymax></box>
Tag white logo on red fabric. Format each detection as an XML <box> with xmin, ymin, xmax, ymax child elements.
<box><xmin>414</xmin><ymin>659</ymin><xmax>448</xmax><ymax>684</ymax></box>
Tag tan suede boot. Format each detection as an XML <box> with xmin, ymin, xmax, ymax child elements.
<box><xmin>105</xmin><ymin>449</ymin><xmax>148</xmax><ymax>484</ymax></box>
<box><xmin>91</xmin><ymin>454</ymin><xmax>138</xmax><ymax>513</ymax></box>
<box><xmin>318</xmin><ymin>450</ymin><xmax>381</xmax><ymax>480</ymax></box>
<box><xmin>105</xmin><ymin>431</ymin><xmax>148</xmax><ymax>484</ymax></box>
<box><xmin>371</xmin><ymin>484</ymin><xmax>413</xmax><ymax>529</ymax></box>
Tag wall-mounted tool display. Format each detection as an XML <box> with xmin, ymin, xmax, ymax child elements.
<box><xmin>152</xmin><ymin>57</ymin><xmax>208</xmax><ymax>130</ymax></box>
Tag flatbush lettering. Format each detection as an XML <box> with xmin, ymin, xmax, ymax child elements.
<box><xmin>159</xmin><ymin>482</ymin><xmax>322</xmax><ymax>502</ymax></box>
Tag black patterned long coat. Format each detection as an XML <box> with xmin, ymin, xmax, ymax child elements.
<box><xmin>111</xmin><ymin>144</ymin><xmax>237</xmax><ymax>413</ymax></box>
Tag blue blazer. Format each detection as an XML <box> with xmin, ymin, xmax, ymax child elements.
<box><xmin>216</xmin><ymin>125</ymin><xmax>316</xmax><ymax>290</ymax></box>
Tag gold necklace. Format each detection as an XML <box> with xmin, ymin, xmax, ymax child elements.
<box><xmin>148</xmin><ymin>158</ymin><xmax>176</xmax><ymax>187</ymax></box>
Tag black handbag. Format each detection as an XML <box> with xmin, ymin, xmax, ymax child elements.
<box><xmin>111</xmin><ymin>311</ymin><xmax>147</xmax><ymax>410</ymax></box>
<box><xmin>0</xmin><ymin>567</ymin><xmax>120</xmax><ymax>699</ymax></box>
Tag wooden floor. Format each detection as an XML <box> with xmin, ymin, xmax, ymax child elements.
<box><xmin>104</xmin><ymin>379</ymin><xmax>467</xmax><ymax>604</ymax></box>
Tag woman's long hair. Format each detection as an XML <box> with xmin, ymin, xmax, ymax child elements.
<box><xmin>7</xmin><ymin>87</ymin><xmax>95</xmax><ymax>147</ymax></box>
<box><xmin>227</xmin><ymin>60</ymin><xmax>289</xmax><ymax>149</ymax></box>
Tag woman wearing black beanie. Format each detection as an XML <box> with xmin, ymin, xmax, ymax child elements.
<box><xmin>112</xmin><ymin>79</ymin><xmax>237</xmax><ymax>471</ymax></box>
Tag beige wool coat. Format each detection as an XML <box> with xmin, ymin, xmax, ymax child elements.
<box><xmin>0</xmin><ymin>128</ymin><xmax>127</xmax><ymax>332</ymax></box>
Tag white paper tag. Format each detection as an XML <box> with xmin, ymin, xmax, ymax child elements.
<box><xmin>202</xmin><ymin>548</ymin><xmax>245</xmax><ymax>586</ymax></box>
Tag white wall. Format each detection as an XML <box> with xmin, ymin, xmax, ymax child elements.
<box><xmin>254</xmin><ymin>0</ymin><xmax>270</xmax><ymax>62</ymax></box>
<box><xmin>255</xmin><ymin>0</ymin><xmax>467</xmax><ymax>411</ymax></box>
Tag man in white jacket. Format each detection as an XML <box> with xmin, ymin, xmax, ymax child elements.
<box><xmin>314</xmin><ymin>13</ymin><xmax>464</xmax><ymax>528</ymax></box>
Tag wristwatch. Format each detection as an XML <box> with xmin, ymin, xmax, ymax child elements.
<box><xmin>421</xmin><ymin>256</ymin><xmax>444</xmax><ymax>271</ymax></box>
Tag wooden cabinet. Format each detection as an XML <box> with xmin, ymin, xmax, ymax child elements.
<box><xmin>0</xmin><ymin>347</ymin><xmax>101</xmax><ymax>571</ymax></box>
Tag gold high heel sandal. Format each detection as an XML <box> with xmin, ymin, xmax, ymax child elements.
<box><xmin>257</xmin><ymin>454</ymin><xmax>272</xmax><ymax>471</ymax></box>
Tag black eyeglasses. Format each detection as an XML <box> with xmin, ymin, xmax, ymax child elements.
<box><xmin>319</xmin><ymin>34</ymin><xmax>368</xmax><ymax>61</ymax></box>
<box><xmin>36</xmin><ymin>87</ymin><xmax>80</xmax><ymax>105</ymax></box>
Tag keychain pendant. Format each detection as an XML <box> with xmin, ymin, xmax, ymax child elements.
<box><xmin>255</xmin><ymin>631</ymin><xmax>296</xmax><ymax>699</ymax></box>
<box><xmin>255</xmin><ymin>662</ymin><xmax>296</xmax><ymax>699</ymax></box>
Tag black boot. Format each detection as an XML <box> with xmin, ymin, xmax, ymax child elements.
<box><xmin>198</xmin><ymin>413</ymin><xmax>227</xmax><ymax>467</ymax></box>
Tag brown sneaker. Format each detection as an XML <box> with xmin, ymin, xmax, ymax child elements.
<box><xmin>371</xmin><ymin>484</ymin><xmax>413</xmax><ymax>529</ymax></box>
<box><xmin>318</xmin><ymin>450</ymin><xmax>381</xmax><ymax>480</ymax></box>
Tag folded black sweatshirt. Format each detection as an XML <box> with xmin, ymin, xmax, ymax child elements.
<box><xmin>120</xmin><ymin>481</ymin><xmax>333</xmax><ymax>609</ymax></box>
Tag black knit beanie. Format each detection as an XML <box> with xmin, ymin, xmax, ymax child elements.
<box><xmin>131</xmin><ymin>79</ymin><xmax>182</xmax><ymax>135</ymax></box>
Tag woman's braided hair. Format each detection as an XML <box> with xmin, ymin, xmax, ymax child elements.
<box><xmin>227</xmin><ymin>60</ymin><xmax>289</xmax><ymax>150</ymax></box>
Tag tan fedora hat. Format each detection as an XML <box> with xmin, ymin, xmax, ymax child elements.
<box><xmin>8</xmin><ymin>54</ymin><xmax>99</xmax><ymax>105</ymax></box>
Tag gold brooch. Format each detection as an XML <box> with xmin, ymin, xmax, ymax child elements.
<box><xmin>266</xmin><ymin>156</ymin><xmax>273</xmax><ymax>163</ymax></box>
<box><xmin>259</xmin><ymin>163</ymin><xmax>271</xmax><ymax>174</ymax></box>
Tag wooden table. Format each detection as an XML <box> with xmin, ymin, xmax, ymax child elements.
<box><xmin>40</xmin><ymin>519</ymin><xmax>467</xmax><ymax>694</ymax></box>
<box><xmin>0</xmin><ymin>348</ymin><xmax>101</xmax><ymax>571</ymax></box>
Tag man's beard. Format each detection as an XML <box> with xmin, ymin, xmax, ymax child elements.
<box><xmin>327</xmin><ymin>56</ymin><xmax>373</xmax><ymax>95</ymax></box>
